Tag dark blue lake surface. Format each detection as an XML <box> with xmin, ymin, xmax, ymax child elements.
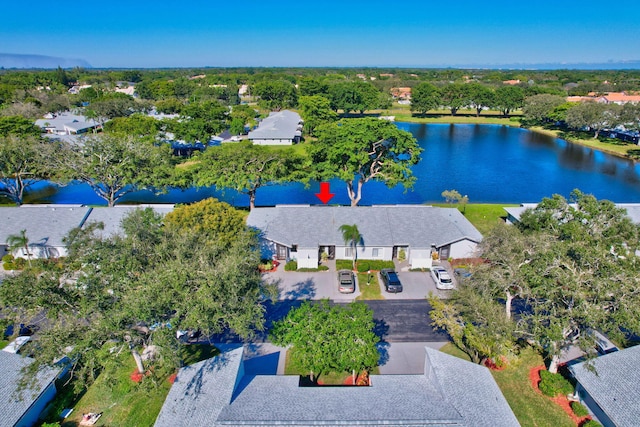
<box><xmin>23</xmin><ymin>123</ymin><xmax>640</xmax><ymax>206</ymax></box>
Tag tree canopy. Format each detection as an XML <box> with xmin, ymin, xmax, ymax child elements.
<box><xmin>180</xmin><ymin>142</ymin><xmax>305</xmax><ymax>210</ymax></box>
<box><xmin>0</xmin><ymin>205</ymin><xmax>269</xmax><ymax>391</ymax></box>
<box><xmin>270</xmin><ymin>300</ymin><xmax>379</xmax><ymax>383</ymax></box>
<box><xmin>53</xmin><ymin>134</ymin><xmax>173</xmax><ymax>206</ymax></box>
<box><xmin>410</xmin><ymin>83</ymin><xmax>440</xmax><ymax>115</ymax></box>
<box><xmin>309</xmin><ymin>118</ymin><xmax>422</xmax><ymax>206</ymax></box>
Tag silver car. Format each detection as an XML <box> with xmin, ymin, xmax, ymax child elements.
<box><xmin>338</xmin><ymin>270</ymin><xmax>356</xmax><ymax>293</ymax></box>
<box><xmin>431</xmin><ymin>266</ymin><xmax>454</xmax><ymax>290</ymax></box>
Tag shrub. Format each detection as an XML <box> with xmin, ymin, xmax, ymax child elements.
<box><xmin>356</xmin><ymin>261</ymin><xmax>370</xmax><ymax>272</ymax></box>
<box><xmin>284</xmin><ymin>261</ymin><xmax>298</xmax><ymax>271</ymax></box>
<box><xmin>398</xmin><ymin>249</ymin><xmax>406</xmax><ymax>262</ymax></box>
<box><xmin>2</xmin><ymin>254</ymin><xmax>14</xmax><ymax>263</ymax></box>
<box><xmin>13</xmin><ymin>257</ymin><xmax>26</xmax><ymax>269</ymax></box>
<box><xmin>366</xmin><ymin>260</ymin><xmax>395</xmax><ymax>270</ymax></box>
<box><xmin>539</xmin><ymin>370</ymin><xmax>573</xmax><ymax>397</ymax></box>
<box><xmin>582</xmin><ymin>420</ymin><xmax>602</xmax><ymax>427</ymax></box>
<box><xmin>297</xmin><ymin>266</ymin><xmax>329</xmax><ymax>272</ymax></box>
<box><xmin>571</xmin><ymin>401</ymin><xmax>589</xmax><ymax>417</ymax></box>
<box><xmin>336</xmin><ymin>260</ymin><xmax>353</xmax><ymax>270</ymax></box>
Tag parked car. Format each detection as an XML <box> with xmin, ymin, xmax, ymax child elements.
<box><xmin>454</xmin><ymin>267</ymin><xmax>471</xmax><ymax>279</ymax></box>
<box><xmin>337</xmin><ymin>270</ymin><xmax>356</xmax><ymax>293</ymax></box>
<box><xmin>380</xmin><ymin>268</ymin><xmax>402</xmax><ymax>293</ymax></box>
<box><xmin>431</xmin><ymin>266</ymin><xmax>454</xmax><ymax>290</ymax></box>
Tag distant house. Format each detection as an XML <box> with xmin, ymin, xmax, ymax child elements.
<box><xmin>502</xmin><ymin>79</ymin><xmax>521</xmax><ymax>85</ymax></box>
<box><xmin>566</xmin><ymin>92</ymin><xmax>640</xmax><ymax>105</ymax></box>
<box><xmin>0</xmin><ymin>351</ymin><xmax>59</xmax><ymax>427</ymax></box>
<box><xmin>569</xmin><ymin>345</ymin><xmax>640</xmax><ymax>427</ymax></box>
<box><xmin>0</xmin><ymin>205</ymin><xmax>175</xmax><ymax>260</ymax></box>
<box><xmin>35</xmin><ymin>112</ymin><xmax>101</xmax><ymax>135</ymax></box>
<box><xmin>67</xmin><ymin>84</ymin><xmax>92</xmax><ymax>95</ymax></box>
<box><xmin>390</xmin><ymin>87</ymin><xmax>412</xmax><ymax>100</ymax></box>
<box><xmin>154</xmin><ymin>346</ymin><xmax>519</xmax><ymax>427</ymax></box>
<box><xmin>247</xmin><ymin>110</ymin><xmax>303</xmax><ymax>145</ymax></box>
<box><xmin>247</xmin><ymin>205</ymin><xmax>482</xmax><ymax>269</ymax></box>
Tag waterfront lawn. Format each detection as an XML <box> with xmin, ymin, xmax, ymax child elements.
<box><xmin>531</xmin><ymin>126</ymin><xmax>638</xmax><ymax>158</ymax></box>
<box><xmin>356</xmin><ymin>272</ymin><xmax>384</xmax><ymax>300</ymax></box>
<box><xmin>439</xmin><ymin>343</ymin><xmax>574</xmax><ymax>427</ymax></box>
<box><xmin>432</xmin><ymin>203</ymin><xmax>517</xmax><ymax>235</ymax></box>
<box><xmin>50</xmin><ymin>344</ymin><xmax>219</xmax><ymax>427</ymax></box>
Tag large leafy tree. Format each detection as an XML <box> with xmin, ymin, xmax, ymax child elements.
<box><xmin>297</xmin><ymin>95</ymin><xmax>337</xmax><ymax>136</ymax></box>
<box><xmin>270</xmin><ymin>300</ymin><xmax>379</xmax><ymax>383</ymax></box>
<box><xmin>493</xmin><ymin>86</ymin><xmax>525</xmax><ymax>117</ymax></box>
<box><xmin>328</xmin><ymin>81</ymin><xmax>380</xmax><ymax>114</ymax></box>
<box><xmin>523</xmin><ymin>94</ymin><xmax>567</xmax><ymax>124</ymax></box>
<box><xmin>410</xmin><ymin>83</ymin><xmax>440</xmax><ymax>115</ymax></box>
<box><xmin>0</xmin><ymin>206</ymin><xmax>268</xmax><ymax>391</ymax></box>
<box><xmin>0</xmin><ymin>116</ymin><xmax>41</xmax><ymax>137</ymax></box>
<box><xmin>0</xmin><ymin>135</ymin><xmax>56</xmax><ymax>205</ymax></box>
<box><xmin>565</xmin><ymin>102</ymin><xmax>618</xmax><ymax>138</ymax></box>
<box><xmin>309</xmin><ymin>118</ymin><xmax>422</xmax><ymax>206</ymax></box>
<box><xmin>439</xmin><ymin>83</ymin><xmax>469</xmax><ymax>116</ymax></box>
<box><xmin>54</xmin><ymin>134</ymin><xmax>173</xmax><ymax>206</ymax></box>
<box><xmin>181</xmin><ymin>142</ymin><xmax>304</xmax><ymax>210</ymax></box>
<box><xmin>467</xmin><ymin>83</ymin><xmax>495</xmax><ymax>117</ymax></box>
<box><xmin>252</xmin><ymin>80</ymin><xmax>297</xmax><ymax>111</ymax></box>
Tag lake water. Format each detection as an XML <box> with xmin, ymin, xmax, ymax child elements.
<box><xmin>21</xmin><ymin>123</ymin><xmax>640</xmax><ymax>206</ymax></box>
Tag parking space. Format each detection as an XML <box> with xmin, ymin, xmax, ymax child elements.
<box><xmin>263</xmin><ymin>267</ymin><xmax>455</xmax><ymax>302</ymax></box>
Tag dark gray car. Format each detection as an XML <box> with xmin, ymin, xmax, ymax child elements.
<box><xmin>380</xmin><ymin>268</ymin><xmax>402</xmax><ymax>293</ymax></box>
<box><xmin>338</xmin><ymin>270</ymin><xmax>356</xmax><ymax>293</ymax></box>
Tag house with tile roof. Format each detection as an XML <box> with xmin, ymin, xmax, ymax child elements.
<box><xmin>0</xmin><ymin>351</ymin><xmax>59</xmax><ymax>427</ymax></box>
<box><xmin>569</xmin><ymin>345</ymin><xmax>640</xmax><ymax>427</ymax></box>
<box><xmin>248</xmin><ymin>110</ymin><xmax>302</xmax><ymax>145</ymax></box>
<box><xmin>246</xmin><ymin>205</ymin><xmax>483</xmax><ymax>269</ymax></box>
<box><xmin>0</xmin><ymin>205</ymin><xmax>174</xmax><ymax>260</ymax></box>
<box><xmin>154</xmin><ymin>346</ymin><xmax>519</xmax><ymax>427</ymax></box>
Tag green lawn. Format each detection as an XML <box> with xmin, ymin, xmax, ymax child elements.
<box><xmin>439</xmin><ymin>343</ymin><xmax>574</xmax><ymax>427</ymax></box>
<box><xmin>431</xmin><ymin>203</ymin><xmax>518</xmax><ymax>235</ymax></box>
<box><xmin>530</xmin><ymin>125</ymin><xmax>637</xmax><ymax>158</ymax></box>
<box><xmin>46</xmin><ymin>344</ymin><xmax>219</xmax><ymax>427</ymax></box>
<box><xmin>356</xmin><ymin>272</ymin><xmax>384</xmax><ymax>300</ymax></box>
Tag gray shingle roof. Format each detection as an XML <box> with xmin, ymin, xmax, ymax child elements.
<box><xmin>0</xmin><ymin>352</ymin><xmax>58</xmax><ymax>427</ymax></box>
<box><xmin>569</xmin><ymin>345</ymin><xmax>640</xmax><ymax>426</ymax></box>
<box><xmin>154</xmin><ymin>346</ymin><xmax>518</xmax><ymax>427</ymax></box>
<box><xmin>248</xmin><ymin>110</ymin><xmax>302</xmax><ymax>140</ymax></box>
<box><xmin>246</xmin><ymin>205</ymin><xmax>482</xmax><ymax>249</ymax></box>
<box><xmin>0</xmin><ymin>205</ymin><xmax>90</xmax><ymax>247</ymax></box>
<box><xmin>85</xmin><ymin>205</ymin><xmax>174</xmax><ymax>239</ymax></box>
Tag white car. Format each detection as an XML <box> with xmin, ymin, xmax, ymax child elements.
<box><xmin>431</xmin><ymin>266</ymin><xmax>454</xmax><ymax>290</ymax></box>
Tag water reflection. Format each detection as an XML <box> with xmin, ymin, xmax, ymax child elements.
<box><xmin>11</xmin><ymin>123</ymin><xmax>640</xmax><ymax>206</ymax></box>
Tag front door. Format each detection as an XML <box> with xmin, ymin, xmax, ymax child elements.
<box><xmin>276</xmin><ymin>244</ymin><xmax>288</xmax><ymax>260</ymax></box>
<box><xmin>328</xmin><ymin>246</ymin><xmax>335</xmax><ymax>259</ymax></box>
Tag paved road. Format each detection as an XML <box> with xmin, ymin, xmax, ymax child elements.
<box><xmin>363</xmin><ymin>300</ymin><xmax>447</xmax><ymax>342</ymax></box>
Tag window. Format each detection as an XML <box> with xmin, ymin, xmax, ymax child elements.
<box><xmin>372</xmin><ymin>248</ymin><xmax>381</xmax><ymax>257</ymax></box>
<box><xmin>344</xmin><ymin>247</ymin><xmax>353</xmax><ymax>257</ymax></box>
<box><xmin>291</xmin><ymin>245</ymin><xmax>297</xmax><ymax>252</ymax></box>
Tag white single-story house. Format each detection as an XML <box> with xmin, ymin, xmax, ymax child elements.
<box><xmin>569</xmin><ymin>344</ymin><xmax>640</xmax><ymax>427</ymax></box>
<box><xmin>154</xmin><ymin>346</ymin><xmax>519</xmax><ymax>427</ymax></box>
<box><xmin>0</xmin><ymin>205</ymin><xmax>174</xmax><ymax>260</ymax></box>
<box><xmin>246</xmin><ymin>205</ymin><xmax>483</xmax><ymax>269</ymax></box>
<box><xmin>34</xmin><ymin>112</ymin><xmax>101</xmax><ymax>135</ymax></box>
<box><xmin>247</xmin><ymin>110</ymin><xmax>302</xmax><ymax>145</ymax></box>
<box><xmin>0</xmin><ymin>351</ymin><xmax>59</xmax><ymax>427</ymax></box>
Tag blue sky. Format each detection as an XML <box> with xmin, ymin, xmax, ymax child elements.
<box><xmin>5</xmin><ymin>0</ymin><xmax>640</xmax><ymax>68</ymax></box>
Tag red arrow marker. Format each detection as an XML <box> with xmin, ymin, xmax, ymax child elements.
<box><xmin>315</xmin><ymin>182</ymin><xmax>335</xmax><ymax>204</ymax></box>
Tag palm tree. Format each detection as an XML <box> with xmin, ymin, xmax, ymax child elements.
<box><xmin>7</xmin><ymin>229</ymin><xmax>31</xmax><ymax>267</ymax></box>
<box><xmin>339</xmin><ymin>224</ymin><xmax>363</xmax><ymax>270</ymax></box>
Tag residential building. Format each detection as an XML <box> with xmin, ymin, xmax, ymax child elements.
<box><xmin>0</xmin><ymin>205</ymin><xmax>174</xmax><ymax>259</ymax></box>
<box><xmin>0</xmin><ymin>352</ymin><xmax>59</xmax><ymax>427</ymax></box>
<box><xmin>247</xmin><ymin>110</ymin><xmax>302</xmax><ymax>145</ymax></box>
<box><xmin>569</xmin><ymin>345</ymin><xmax>640</xmax><ymax>427</ymax></box>
<box><xmin>34</xmin><ymin>112</ymin><xmax>101</xmax><ymax>135</ymax></box>
<box><xmin>247</xmin><ymin>205</ymin><xmax>482</xmax><ymax>269</ymax></box>
<box><xmin>154</xmin><ymin>346</ymin><xmax>519</xmax><ymax>427</ymax></box>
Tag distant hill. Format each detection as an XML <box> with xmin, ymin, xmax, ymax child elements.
<box><xmin>0</xmin><ymin>53</ymin><xmax>91</xmax><ymax>69</ymax></box>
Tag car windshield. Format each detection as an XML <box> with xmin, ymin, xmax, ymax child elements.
<box><xmin>440</xmin><ymin>276</ymin><xmax>452</xmax><ymax>283</ymax></box>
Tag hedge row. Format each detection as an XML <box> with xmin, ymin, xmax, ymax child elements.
<box><xmin>336</xmin><ymin>259</ymin><xmax>395</xmax><ymax>271</ymax></box>
<box><xmin>539</xmin><ymin>370</ymin><xmax>573</xmax><ymax>397</ymax></box>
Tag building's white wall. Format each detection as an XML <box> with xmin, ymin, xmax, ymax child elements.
<box><xmin>296</xmin><ymin>248</ymin><xmax>318</xmax><ymax>269</ymax></box>
<box><xmin>448</xmin><ymin>240</ymin><xmax>479</xmax><ymax>259</ymax></box>
<box><xmin>13</xmin><ymin>245</ymin><xmax>67</xmax><ymax>260</ymax></box>
<box><xmin>335</xmin><ymin>245</ymin><xmax>393</xmax><ymax>261</ymax></box>
<box><xmin>410</xmin><ymin>249</ymin><xmax>433</xmax><ymax>269</ymax></box>
<box><xmin>251</xmin><ymin>139</ymin><xmax>293</xmax><ymax>146</ymax></box>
